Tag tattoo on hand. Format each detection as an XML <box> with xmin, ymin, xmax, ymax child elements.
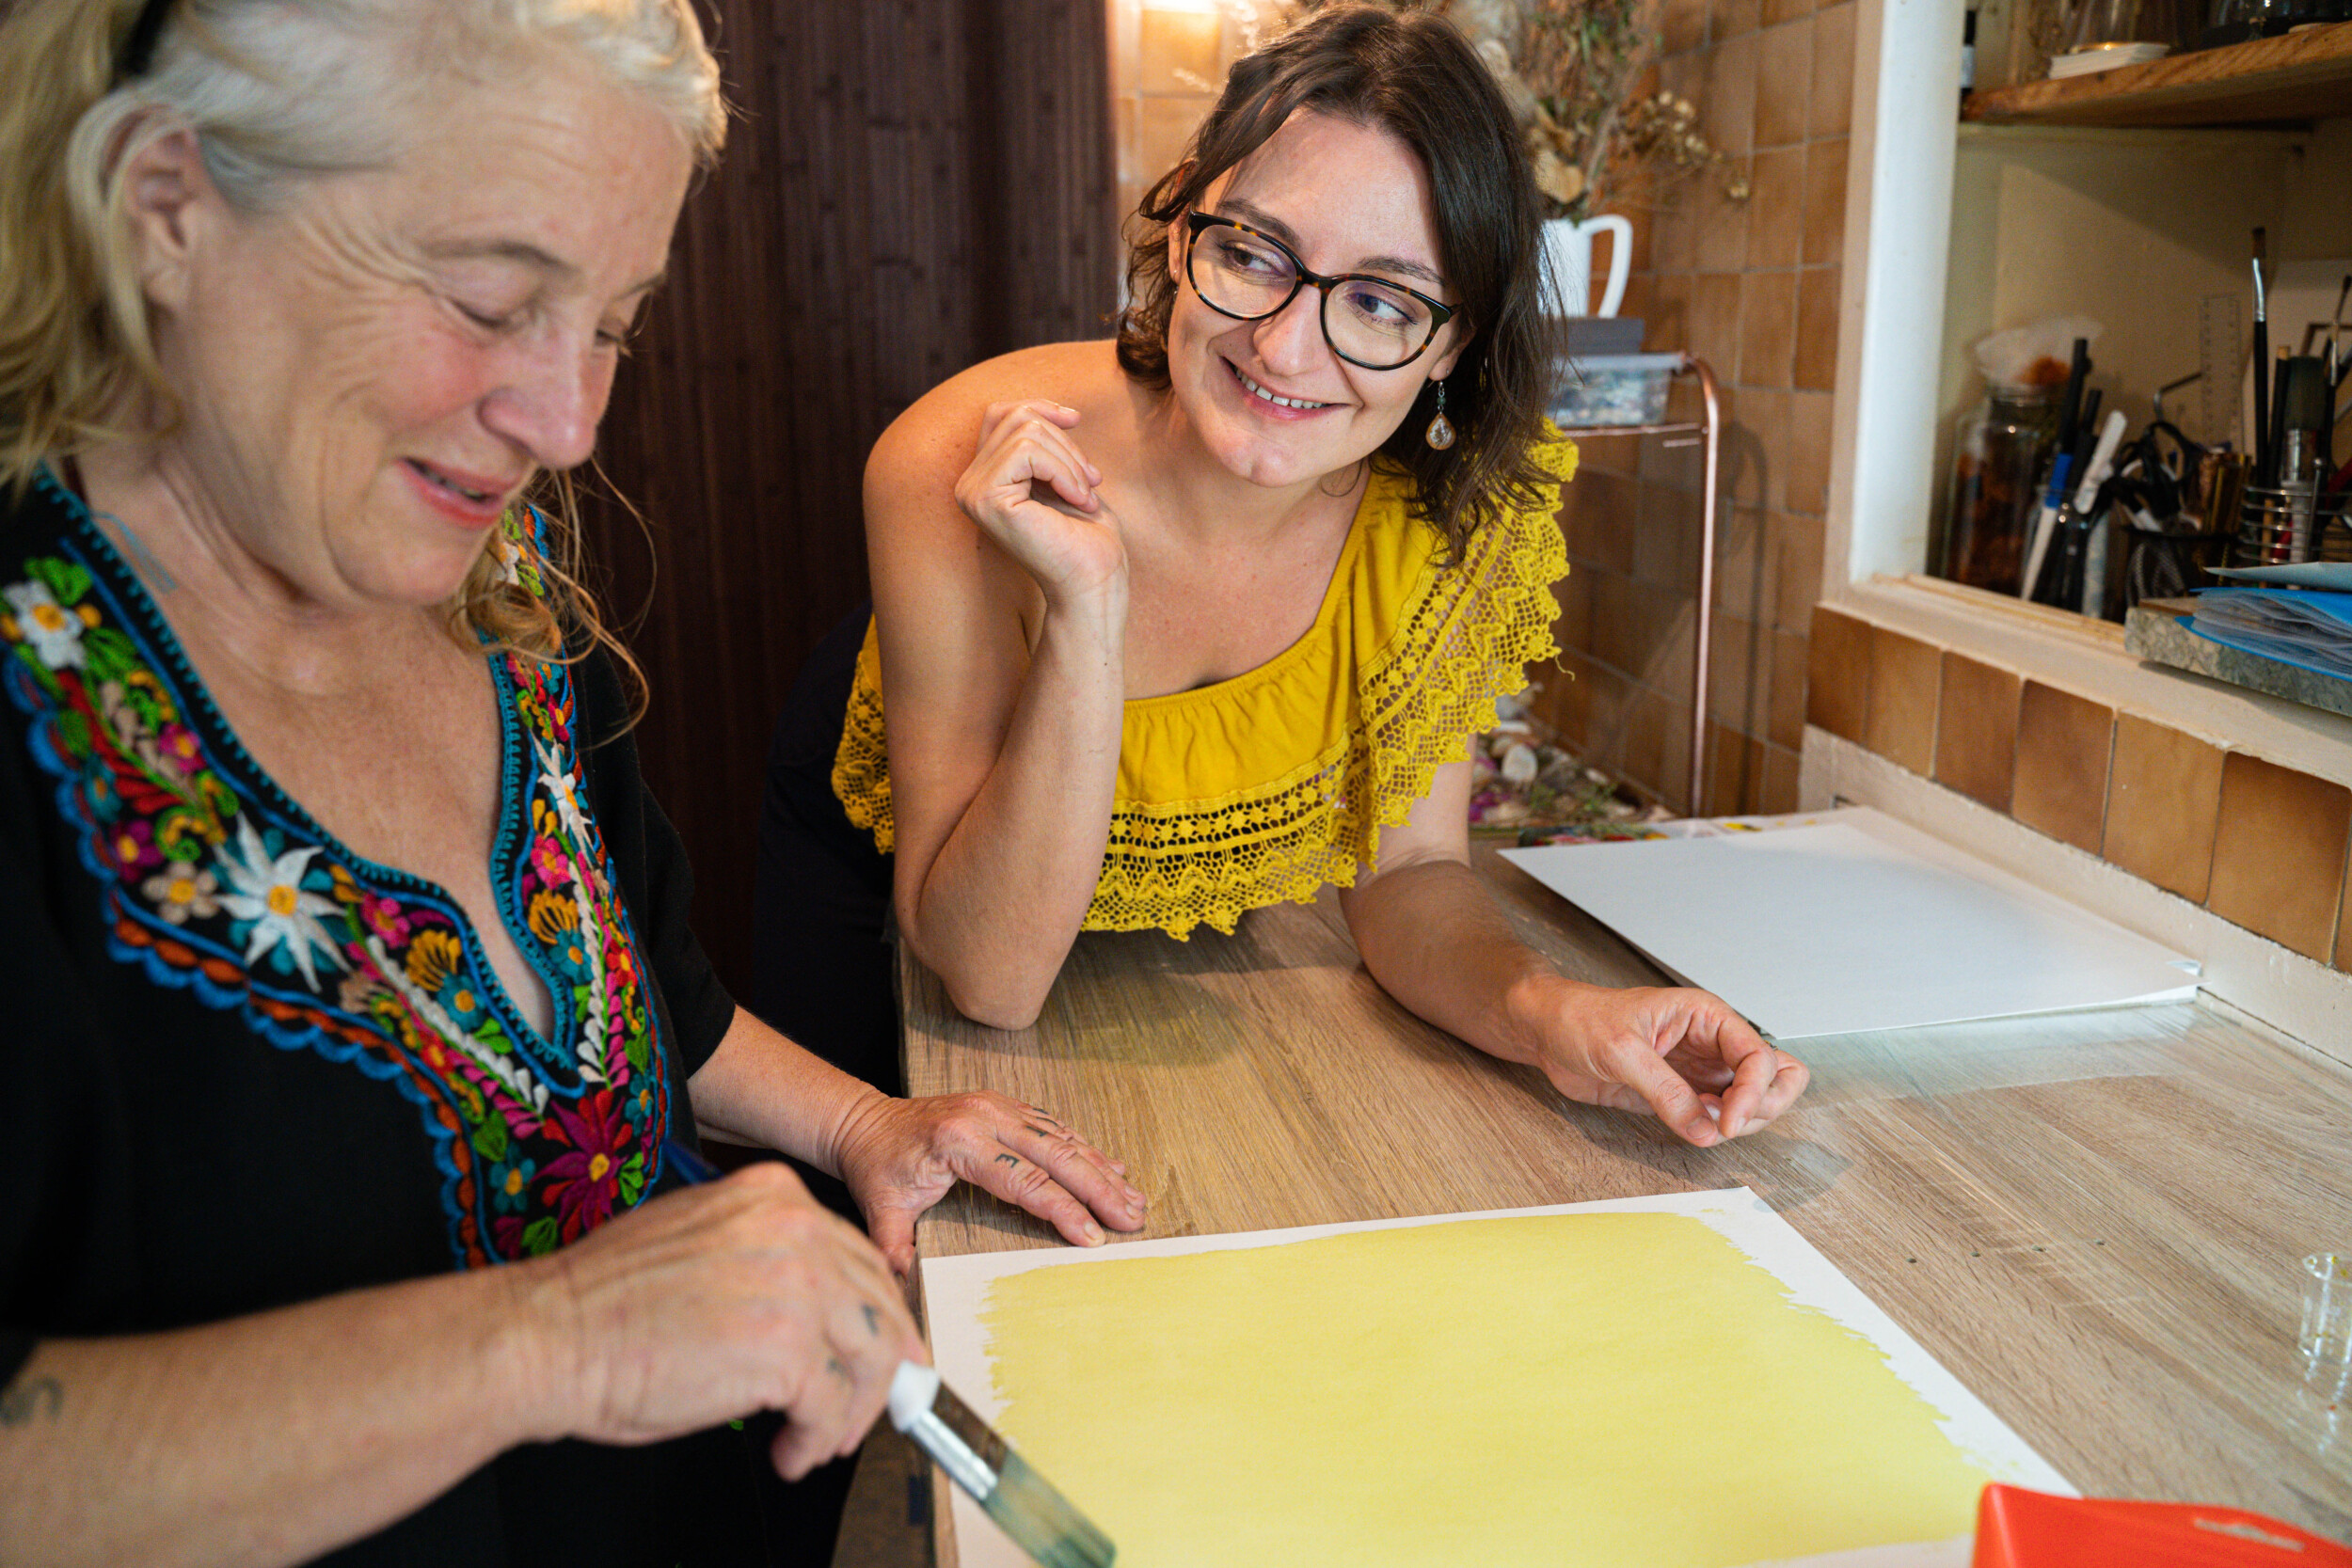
<box><xmin>1023</xmin><ymin>1123</ymin><xmax>1059</xmax><ymax>1140</ymax></box>
<box><xmin>994</xmin><ymin>1153</ymin><xmax>1021</xmax><ymax>1169</ymax></box>
<box><xmin>862</xmin><ymin>1305</ymin><xmax>882</xmax><ymax>1337</ymax></box>
<box><xmin>0</xmin><ymin>1375</ymin><xmax>61</xmax><ymax>1427</ymax></box>
<box><xmin>826</xmin><ymin>1356</ymin><xmax>849</xmax><ymax>1381</ymax></box>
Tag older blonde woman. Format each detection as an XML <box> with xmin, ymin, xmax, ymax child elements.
<box><xmin>0</xmin><ymin>2</ymin><xmax>1141</xmax><ymax>1563</ymax></box>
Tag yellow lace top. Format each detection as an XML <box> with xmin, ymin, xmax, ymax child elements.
<box><xmin>833</xmin><ymin>441</ymin><xmax>1577</xmax><ymax>937</ymax></box>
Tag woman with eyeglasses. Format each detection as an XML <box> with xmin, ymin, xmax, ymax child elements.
<box><xmin>755</xmin><ymin>5</ymin><xmax>1807</xmax><ymax>1154</ymax></box>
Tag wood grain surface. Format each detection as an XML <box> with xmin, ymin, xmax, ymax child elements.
<box><xmin>1962</xmin><ymin>20</ymin><xmax>2352</xmax><ymax>127</ymax></box>
<box><xmin>905</xmin><ymin>847</ymin><xmax>2352</xmax><ymax>1555</ymax></box>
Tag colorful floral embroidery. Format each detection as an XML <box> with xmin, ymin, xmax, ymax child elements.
<box><xmin>215</xmin><ymin>816</ymin><xmax>349</xmax><ymax>990</ymax></box>
<box><xmin>2</xmin><ymin>475</ymin><xmax>676</xmax><ymax>1269</ymax></box>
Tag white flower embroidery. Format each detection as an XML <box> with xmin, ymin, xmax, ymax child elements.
<box><xmin>527</xmin><ymin>738</ymin><xmax>611</xmax><ymax>1079</ymax></box>
<box><xmin>365</xmin><ymin>934</ymin><xmax>550</xmax><ymax>1115</ymax></box>
<box><xmin>4</xmin><ymin>580</ymin><xmax>87</xmax><ymax>670</ymax></box>
<box><xmin>140</xmin><ymin>863</ymin><xmax>221</xmax><ymax>925</ymax></box>
<box><xmin>535</xmin><ymin>738</ymin><xmax>591</xmax><ymax>847</ymax></box>
<box><xmin>490</xmin><ymin>531</ymin><xmax>524</xmax><ymax>588</ymax></box>
<box><xmin>569</xmin><ymin>871</ymin><xmax>608</xmax><ymax>1082</ymax></box>
<box><xmin>214</xmin><ymin>816</ymin><xmax>349</xmax><ymax>990</ymax></box>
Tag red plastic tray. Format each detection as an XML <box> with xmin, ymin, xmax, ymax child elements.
<box><xmin>1974</xmin><ymin>1484</ymin><xmax>2352</xmax><ymax>1566</ymax></box>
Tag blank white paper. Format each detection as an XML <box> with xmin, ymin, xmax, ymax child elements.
<box><xmin>1500</xmin><ymin>807</ymin><xmax>2197</xmax><ymax>1039</ymax></box>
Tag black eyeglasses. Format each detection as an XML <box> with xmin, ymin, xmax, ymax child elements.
<box><xmin>1182</xmin><ymin>211</ymin><xmax>1456</xmax><ymax>372</ymax></box>
<box><xmin>115</xmin><ymin>0</ymin><xmax>176</xmax><ymax>85</ymax></box>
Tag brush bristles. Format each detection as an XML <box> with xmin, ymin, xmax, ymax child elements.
<box><xmin>983</xmin><ymin>1450</ymin><xmax>1118</xmax><ymax>1568</ymax></box>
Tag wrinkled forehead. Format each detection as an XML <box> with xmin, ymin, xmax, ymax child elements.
<box><xmin>328</xmin><ymin>68</ymin><xmax>693</xmax><ymax>290</ymax></box>
<box><xmin>1202</xmin><ymin>107</ymin><xmax>1446</xmax><ymax>282</ymax></box>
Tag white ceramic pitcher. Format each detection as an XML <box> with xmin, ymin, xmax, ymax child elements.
<box><xmin>1540</xmin><ymin>213</ymin><xmax>1632</xmax><ymax>318</ymax></box>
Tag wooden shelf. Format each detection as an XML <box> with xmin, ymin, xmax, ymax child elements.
<box><xmin>1963</xmin><ymin>20</ymin><xmax>2352</xmax><ymax>127</ymax></box>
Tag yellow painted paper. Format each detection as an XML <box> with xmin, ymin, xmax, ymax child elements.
<box><xmin>977</xmin><ymin>1212</ymin><xmax>1995</xmax><ymax>1567</ymax></box>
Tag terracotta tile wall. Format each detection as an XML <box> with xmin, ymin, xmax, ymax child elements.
<box><xmin>1538</xmin><ymin>0</ymin><xmax>1851</xmax><ymax>815</ymax></box>
<box><xmin>1534</xmin><ymin>13</ymin><xmax>2352</xmax><ymax>975</ymax></box>
<box><xmin>1808</xmin><ymin>605</ymin><xmax>2352</xmax><ymax>972</ymax></box>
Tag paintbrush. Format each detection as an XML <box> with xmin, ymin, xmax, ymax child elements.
<box><xmin>658</xmin><ymin>1139</ymin><xmax>1117</xmax><ymax>1567</ymax></box>
<box><xmin>2328</xmin><ymin>276</ymin><xmax>2348</xmax><ymax>507</ymax></box>
<box><xmin>890</xmin><ymin>1363</ymin><xmax>1117</xmax><ymax>1568</ymax></box>
<box><xmin>2251</xmin><ymin>229</ymin><xmax>2269</xmax><ymax>483</ymax></box>
<box><xmin>2266</xmin><ymin>349</ymin><xmax>2291</xmax><ymax>491</ymax></box>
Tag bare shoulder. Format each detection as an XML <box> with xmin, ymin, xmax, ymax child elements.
<box><xmin>865</xmin><ymin>340</ymin><xmax>1129</xmax><ymax>501</ymax></box>
<box><xmin>863</xmin><ymin>341</ymin><xmax>1136</xmax><ymax>644</ymax></box>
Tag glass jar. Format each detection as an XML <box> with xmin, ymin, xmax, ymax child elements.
<box><xmin>1941</xmin><ymin>384</ymin><xmax>2058</xmax><ymax>595</ymax></box>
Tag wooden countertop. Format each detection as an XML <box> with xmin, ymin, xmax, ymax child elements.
<box><xmin>903</xmin><ymin>845</ymin><xmax>2352</xmax><ymax>1552</ymax></box>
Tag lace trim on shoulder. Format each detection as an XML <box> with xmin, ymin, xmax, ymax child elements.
<box><xmin>831</xmin><ymin>440</ymin><xmax>1576</xmax><ymax>938</ymax></box>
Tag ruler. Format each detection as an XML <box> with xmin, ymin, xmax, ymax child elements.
<box><xmin>2199</xmin><ymin>293</ymin><xmax>2246</xmax><ymax>451</ymax></box>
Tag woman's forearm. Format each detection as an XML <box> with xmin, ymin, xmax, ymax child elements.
<box><xmin>687</xmin><ymin>1006</ymin><xmax>895</xmax><ymax>1174</ymax></box>
<box><xmin>0</xmin><ymin>1265</ymin><xmax>558</xmax><ymax>1568</ymax></box>
<box><xmin>1342</xmin><ymin>857</ymin><xmax>1571</xmax><ymax>1066</ymax></box>
<box><xmin>898</xmin><ymin>594</ymin><xmax>1126</xmax><ymax>1028</ymax></box>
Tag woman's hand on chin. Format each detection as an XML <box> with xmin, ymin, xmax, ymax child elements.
<box><xmin>832</xmin><ymin>1089</ymin><xmax>1148</xmax><ymax>1275</ymax></box>
<box><xmin>1516</xmin><ymin>976</ymin><xmax>1808</xmax><ymax>1148</ymax></box>
<box><xmin>954</xmin><ymin>400</ymin><xmax>1129</xmax><ymax>609</ymax></box>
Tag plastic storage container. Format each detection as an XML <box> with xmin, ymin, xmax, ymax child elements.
<box><xmin>1549</xmin><ymin>353</ymin><xmax>1678</xmax><ymax>428</ymax></box>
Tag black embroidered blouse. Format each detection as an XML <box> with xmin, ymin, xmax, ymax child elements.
<box><xmin>0</xmin><ymin>467</ymin><xmax>775</xmax><ymax>1564</ymax></box>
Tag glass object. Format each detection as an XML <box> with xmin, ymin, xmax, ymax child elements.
<box><xmin>2051</xmin><ymin>0</ymin><xmax>2184</xmax><ymax>73</ymax></box>
<box><xmin>2061</xmin><ymin>0</ymin><xmax>2184</xmax><ymax>49</ymax></box>
<box><xmin>2202</xmin><ymin>0</ymin><xmax>2260</xmax><ymax>42</ymax></box>
<box><xmin>1942</xmin><ymin>384</ymin><xmax>2058</xmax><ymax>595</ymax></box>
<box><xmin>1549</xmin><ymin>354</ymin><xmax>1679</xmax><ymax>428</ymax></box>
<box><xmin>1183</xmin><ymin>213</ymin><xmax>1456</xmax><ymax>370</ymax></box>
<box><xmin>2263</xmin><ymin>0</ymin><xmax>2352</xmax><ymax>31</ymax></box>
<box><xmin>2302</xmin><ymin>1253</ymin><xmax>2351</xmax><ymax>1405</ymax></box>
<box><xmin>2205</xmin><ymin>0</ymin><xmax>2348</xmax><ymax>43</ymax></box>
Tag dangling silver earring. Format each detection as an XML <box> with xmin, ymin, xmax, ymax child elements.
<box><xmin>1424</xmin><ymin>380</ymin><xmax>1455</xmax><ymax>451</ymax></box>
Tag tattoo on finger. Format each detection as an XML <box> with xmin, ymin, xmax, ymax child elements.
<box><xmin>827</xmin><ymin>1356</ymin><xmax>850</xmax><ymax>1381</ymax></box>
<box><xmin>993</xmin><ymin>1153</ymin><xmax>1021</xmax><ymax>1169</ymax></box>
<box><xmin>0</xmin><ymin>1375</ymin><xmax>61</xmax><ymax>1427</ymax></box>
<box><xmin>862</xmin><ymin>1305</ymin><xmax>882</xmax><ymax>1337</ymax></box>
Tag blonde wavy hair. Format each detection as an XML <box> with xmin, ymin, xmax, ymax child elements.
<box><xmin>0</xmin><ymin>0</ymin><xmax>726</xmax><ymax>700</ymax></box>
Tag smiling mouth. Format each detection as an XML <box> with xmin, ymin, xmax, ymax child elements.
<box><xmin>1230</xmin><ymin>361</ymin><xmax>1337</xmax><ymax>411</ymax></box>
<box><xmin>405</xmin><ymin>459</ymin><xmax>506</xmax><ymax>507</ymax></box>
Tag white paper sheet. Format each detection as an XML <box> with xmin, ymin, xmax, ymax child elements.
<box><xmin>2212</xmin><ymin>562</ymin><xmax>2352</xmax><ymax>592</ymax></box>
<box><xmin>1499</xmin><ymin>806</ymin><xmax>2198</xmax><ymax>1039</ymax></box>
<box><xmin>922</xmin><ymin>1188</ymin><xmax>2073</xmax><ymax>1568</ymax></box>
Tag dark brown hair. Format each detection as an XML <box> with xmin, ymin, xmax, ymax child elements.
<box><xmin>1116</xmin><ymin>4</ymin><xmax>1553</xmax><ymax>559</ymax></box>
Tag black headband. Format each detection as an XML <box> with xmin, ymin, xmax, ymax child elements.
<box><xmin>115</xmin><ymin>0</ymin><xmax>176</xmax><ymax>83</ymax></box>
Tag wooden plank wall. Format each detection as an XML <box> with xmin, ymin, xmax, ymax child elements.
<box><xmin>583</xmin><ymin>0</ymin><xmax>1119</xmax><ymax>994</ymax></box>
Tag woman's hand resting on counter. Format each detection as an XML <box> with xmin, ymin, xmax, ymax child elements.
<box><xmin>833</xmin><ymin>1090</ymin><xmax>1149</xmax><ymax>1275</ymax></box>
<box><xmin>1517</xmin><ymin>975</ymin><xmax>1807</xmax><ymax>1148</ymax></box>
